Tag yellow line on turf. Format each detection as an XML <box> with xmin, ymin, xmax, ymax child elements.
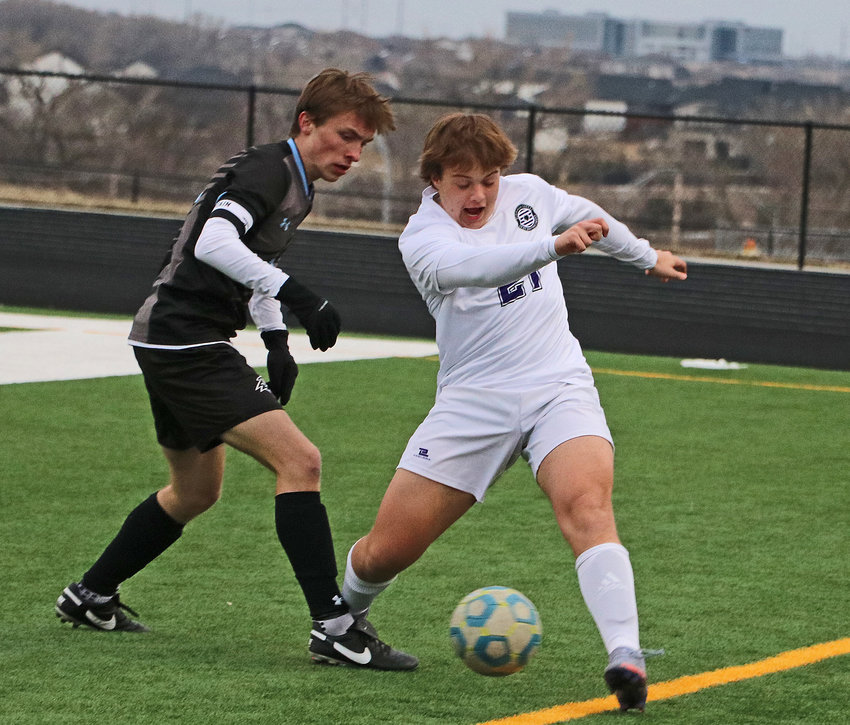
<box><xmin>592</xmin><ymin>368</ymin><xmax>850</xmax><ymax>393</ymax></box>
<box><xmin>476</xmin><ymin>638</ymin><xmax>850</xmax><ymax>725</ymax></box>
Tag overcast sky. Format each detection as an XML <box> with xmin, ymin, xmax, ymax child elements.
<box><xmin>55</xmin><ymin>0</ymin><xmax>849</xmax><ymax>59</ymax></box>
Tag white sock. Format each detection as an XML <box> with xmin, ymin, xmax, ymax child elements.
<box><xmin>76</xmin><ymin>582</ymin><xmax>114</xmax><ymax>604</ymax></box>
<box><xmin>575</xmin><ymin>542</ymin><xmax>640</xmax><ymax>654</ymax></box>
<box><xmin>341</xmin><ymin>542</ymin><xmax>396</xmax><ymax>617</ymax></box>
<box><xmin>316</xmin><ymin>612</ymin><xmax>354</xmax><ymax>637</ymax></box>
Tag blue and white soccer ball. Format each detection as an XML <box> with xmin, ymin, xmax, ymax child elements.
<box><xmin>450</xmin><ymin>586</ymin><xmax>542</xmax><ymax>676</ymax></box>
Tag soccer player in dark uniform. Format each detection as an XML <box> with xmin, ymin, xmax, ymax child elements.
<box><xmin>55</xmin><ymin>68</ymin><xmax>417</xmax><ymax>670</ymax></box>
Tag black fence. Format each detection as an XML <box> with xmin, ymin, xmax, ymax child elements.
<box><xmin>2</xmin><ymin>206</ymin><xmax>848</xmax><ymax>370</ymax></box>
<box><xmin>1</xmin><ymin>67</ymin><xmax>850</xmax><ymax>269</ymax></box>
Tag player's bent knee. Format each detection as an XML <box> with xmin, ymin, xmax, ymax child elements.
<box><xmin>304</xmin><ymin>443</ymin><xmax>322</xmax><ymax>478</ymax></box>
<box><xmin>556</xmin><ymin>500</ymin><xmax>613</xmax><ymax>532</ymax></box>
<box><xmin>272</xmin><ymin>441</ymin><xmax>322</xmax><ymax>492</ymax></box>
<box><xmin>292</xmin><ymin>442</ymin><xmax>322</xmax><ymax>483</ymax></box>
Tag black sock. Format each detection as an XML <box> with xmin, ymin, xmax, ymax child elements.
<box><xmin>81</xmin><ymin>492</ymin><xmax>184</xmax><ymax>596</ymax></box>
<box><xmin>275</xmin><ymin>491</ymin><xmax>348</xmax><ymax>620</ymax></box>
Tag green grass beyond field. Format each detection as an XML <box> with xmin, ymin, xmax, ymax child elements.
<box><xmin>1</xmin><ymin>352</ymin><xmax>847</xmax><ymax>724</ymax></box>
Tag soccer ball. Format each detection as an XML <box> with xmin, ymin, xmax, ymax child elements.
<box><xmin>449</xmin><ymin>586</ymin><xmax>542</xmax><ymax>676</ymax></box>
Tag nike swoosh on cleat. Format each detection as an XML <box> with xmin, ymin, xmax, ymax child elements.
<box><xmin>85</xmin><ymin>611</ymin><xmax>117</xmax><ymax>630</ymax></box>
<box><xmin>332</xmin><ymin>641</ymin><xmax>372</xmax><ymax>665</ymax></box>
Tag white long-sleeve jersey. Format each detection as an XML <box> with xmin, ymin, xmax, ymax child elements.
<box><xmin>398</xmin><ymin>173</ymin><xmax>658</xmax><ymax>391</ymax></box>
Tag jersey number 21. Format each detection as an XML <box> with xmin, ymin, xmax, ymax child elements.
<box><xmin>498</xmin><ymin>271</ymin><xmax>542</xmax><ymax>307</ymax></box>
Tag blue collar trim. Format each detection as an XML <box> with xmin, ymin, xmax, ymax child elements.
<box><xmin>287</xmin><ymin>138</ymin><xmax>311</xmax><ymax>196</ymax></box>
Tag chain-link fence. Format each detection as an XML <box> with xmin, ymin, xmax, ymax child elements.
<box><xmin>2</xmin><ymin>68</ymin><xmax>849</xmax><ymax>268</ymax></box>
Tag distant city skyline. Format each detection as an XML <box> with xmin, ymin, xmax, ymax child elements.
<box><xmin>48</xmin><ymin>1</ymin><xmax>850</xmax><ymax>59</ymax></box>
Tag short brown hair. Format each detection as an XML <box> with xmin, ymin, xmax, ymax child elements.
<box><xmin>419</xmin><ymin>113</ymin><xmax>518</xmax><ymax>183</ymax></box>
<box><xmin>289</xmin><ymin>68</ymin><xmax>395</xmax><ymax>136</ymax></box>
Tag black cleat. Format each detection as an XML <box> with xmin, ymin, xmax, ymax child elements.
<box><xmin>55</xmin><ymin>582</ymin><xmax>150</xmax><ymax>632</ymax></box>
<box><xmin>309</xmin><ymin>616</ymin><xmax>418</xmax><ymax>670</ymax></box>
<box><xmin>604</xmin><ymin>646</ymin><xmax>648</xmax><ymax>712</ymax></box>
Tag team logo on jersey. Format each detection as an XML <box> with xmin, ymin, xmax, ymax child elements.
<box><xmin>514</xmin><ymin>204</ymin><xmax>538</xmax><ymax>231</ymax></box>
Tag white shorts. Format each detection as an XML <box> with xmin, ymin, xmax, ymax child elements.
<box><xmin>397</xmin><ymin>381</ymin><xmax>613</xmax><ymax>502</ymax></box>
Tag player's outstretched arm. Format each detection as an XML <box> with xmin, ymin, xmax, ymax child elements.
<box><xmin>645</xmin><ymin>250</ymin><xmax>688</xmax><ymax>282</ymax></box>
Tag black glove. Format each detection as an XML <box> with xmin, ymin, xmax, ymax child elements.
<box><xmin>275</xmin><ymin>275</ymin><xmax>341</xmax><ymax>351</ymax></box>
<box><xmin>260</xmin><ymin>330</ymin><xmax>298</xmax><ymax>405</ymax></box>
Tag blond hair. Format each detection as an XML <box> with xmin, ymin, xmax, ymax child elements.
<box><xmin>419</xmin><ymin>113</ymin><xmax>518</xmax><ymax>183</ymax></box>
<box><xmin>290</xmin><ymin>68</ymin><xmax>395</xmax><ymax>136</ymax></box>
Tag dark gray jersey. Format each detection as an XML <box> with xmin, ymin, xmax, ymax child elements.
<box><xmin>130</xmin><ymin>141</ymin><xmax>313</xmax><ymax>346</ymax></box>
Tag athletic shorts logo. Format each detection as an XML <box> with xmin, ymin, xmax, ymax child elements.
<box><xmin>514</xmin><ymin>204</ymin><xmax>538</xmax><ymax>231</ymax></box>
<box><xmin>255</xmin><ymin>376</ymin><xmax>271</xmax><ymax>394</ymax></box>
<box><xmin>415</xmin><ymin>447</ymin><xmax>430</xmax><ymax>460</ymax></box>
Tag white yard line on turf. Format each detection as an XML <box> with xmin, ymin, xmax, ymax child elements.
<box><xmin>0</xmin><ymin>312</ymin><xmax>438</xmax><ymax>384</ymax></box>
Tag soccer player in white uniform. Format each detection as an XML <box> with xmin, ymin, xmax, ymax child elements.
<box><xmin>341</xmin><ymin>113</ymin><xmax>688</xmax><ymax>709</ymax></box>
<box><xmin>55</xmin><ymin>69</ymin><xmax>416</xmax><ymax>671</ymax></box>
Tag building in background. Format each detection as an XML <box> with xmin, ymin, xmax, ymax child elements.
<box><xmin>506</xmin><ymin>11</ymin><xmax>783</xmax><ymax>63</ymax></box>
<box><xmin>709</xmin><ymin>23</ymin><xmax>784</xmax><ymax>63</ymax></box>
<box><xmin>506</xmin><ymin>11</ymin><xmax>624</xmax><ymax>55</ymax></box>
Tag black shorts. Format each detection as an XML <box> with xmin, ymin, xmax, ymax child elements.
<box><xmin>133</xmin><ymin>343</ymin><xmax>280</xmax><ymax>452</ymax></box>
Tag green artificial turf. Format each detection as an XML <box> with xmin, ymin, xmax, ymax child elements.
<box><xmin>1</xmin><ymin>353</ymin><xmax>847</xmax><ymax>724</ymax></box>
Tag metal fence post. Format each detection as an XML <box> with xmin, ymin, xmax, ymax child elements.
<box><xmin>525</xmin><ymin>105</ymin><xmax>537</xmax><ymax>174</ymax></box>
<box><xmin>131</xmin><ymin>172</ymin><xmax>140</xmax><ymax>203</ymax></box>
<box><xmin>797</xmin><ymin>121</ymin><xmax>813</xmax><ymax>270</ymax></box>
<box><xmin>246</xmin><ymin>84</ymin><xmax>257</xmax><ymax>148</ymax></box>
